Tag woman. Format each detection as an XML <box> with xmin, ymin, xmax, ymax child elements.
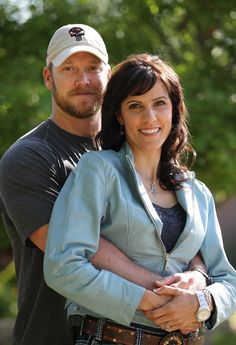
<box><xmin>44</xmin><ymin>54</ymin><xmax>236</xmax><ymax>345</ymax></box>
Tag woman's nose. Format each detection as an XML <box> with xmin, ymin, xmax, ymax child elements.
<box><xmin>144</xmin><ymin>107</ymin><xmax>157</xmax><ymax>119</ymax></box>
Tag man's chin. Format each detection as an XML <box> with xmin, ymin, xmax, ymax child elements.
<box><xmin>67</xmin><ymin>109</ymin><xmax>98</xmax><ymax>120</ymax></box>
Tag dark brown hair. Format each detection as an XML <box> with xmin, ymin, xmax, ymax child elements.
<box><xmin>97</xmin><ymin>53</ymin><xmax>195</xmax><ymax>189</ymax></box>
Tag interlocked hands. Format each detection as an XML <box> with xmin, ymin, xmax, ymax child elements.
<box><xmin>138</xmin><ymin>270</ymin><xmax>205</xmax><ymax>334</ymax></box>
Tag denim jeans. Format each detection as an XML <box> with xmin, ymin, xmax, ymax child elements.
<box><xmin>74</xmin><ymin>334</ymin><xmax>124</xmax><ymax>345</ymax></box>
<box><xmin>74</xmin><ymin>334</ymin><xmax>205</xmax><ymax>345</ymax></box>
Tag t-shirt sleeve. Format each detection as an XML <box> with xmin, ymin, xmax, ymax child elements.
<box><xmin>0</xmin><ymin>140</ymin><xmax>64</xmax><ymax>246</ymax></box>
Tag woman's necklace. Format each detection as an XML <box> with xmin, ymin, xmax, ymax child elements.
<box><xmin>136</xmin><ymin>169</ymin><xmax>158</xmax><ymax>198</ymax></box>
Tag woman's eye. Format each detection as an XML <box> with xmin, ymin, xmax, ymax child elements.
<box><xmin>155</xmin><ymin>100</ymin><xmax>165</xmax><ymax>106</ymax></box>
<box><xmin>129</xmin><ymin>103</ymin><xmax>141</xmax><ymax>110</ymax></box>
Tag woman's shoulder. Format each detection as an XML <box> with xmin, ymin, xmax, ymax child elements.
<box><xmin>183</xmin><ymin>171</ymin><xmax>213</xmax><ymax>199</ymax></box>
<box><xmin>76</xmin><ymin>149</ymin><xmax>128</xmax><ymax>181</ymax></box>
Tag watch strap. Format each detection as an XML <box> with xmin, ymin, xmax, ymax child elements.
<box><xmin>202</xmin><ymin>289</ymin><xmax>214</xmax><ymax>311</ymax></box>
<box><xmin>195</xmin><ymin>290</ymin><xmax>208</xmax><ymax>308</ymax></box>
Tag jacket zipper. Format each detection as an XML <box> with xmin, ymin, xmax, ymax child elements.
<box><xmin>125</xmin><ymin>154</ymin><xmax>196</xmax><ymax>275</ymax></box>
<box><xmin>126</xmin><ymin>156</ymin><xmax>168</xmax><ymax>270</ymax></box>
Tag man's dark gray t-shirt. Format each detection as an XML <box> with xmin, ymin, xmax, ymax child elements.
<box><xmin>0</xmin><ymin>119</ymin><xmax>96</xmax><ymax>345</ymax></box>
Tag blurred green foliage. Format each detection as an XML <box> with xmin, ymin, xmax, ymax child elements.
<box><xmin>0</xmin><ymin>261</ymin><xmax>17</xmax><ymax>317</ymax></box>
<box><xmin>211</xmin><ymin>330</ymin><xmax>236</xmax><ymax>345</ymax></box>
<box><xmin>210</xmin><ymin>312</ymin><xmax>236</xmax><ymax>343</ymax></box>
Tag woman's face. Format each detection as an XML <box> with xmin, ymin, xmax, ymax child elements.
<box><xmin>119</xmin><ymin>80</ymin><xmax>172</xmax><ymax>156</ymax></box>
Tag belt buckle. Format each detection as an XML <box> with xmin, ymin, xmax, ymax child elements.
<box><xmin>159</xmin><ymin>332</ymin><xmax>184</xmax><ymax>345</ymax></box>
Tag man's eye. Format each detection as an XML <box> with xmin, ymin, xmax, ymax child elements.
<box><xmin>63</xmin><ymin>66</ymin><xmax>75</xmax><ymax>72</ymax></box>
<box><xmin>88</xmin><ymin>65</ymin><xmax>102</xmax><ymax>72</ymax></box>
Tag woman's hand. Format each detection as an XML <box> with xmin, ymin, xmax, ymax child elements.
<box><xmin>143</xmin><ymin>285</ymin><xmax>200</xmax><ymax>333</ymax></box>
<box><xmin>154</xmin><ymin>270</ymin><xmax>206</xmax><ymax>291</ymax></box>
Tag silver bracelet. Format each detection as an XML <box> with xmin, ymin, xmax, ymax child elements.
<box><xmin>191</xmin><ymin>268</ymin><xmax>213</xmax><ymax>286</ymax></box>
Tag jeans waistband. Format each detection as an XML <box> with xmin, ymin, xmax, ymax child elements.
<box><xmin>70</xmin><ymin>314</ymin><xmax>204</xmax><ymax>345</ymax></box>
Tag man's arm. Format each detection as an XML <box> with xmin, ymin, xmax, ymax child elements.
<box><xmin>88</xmin><ymin>239</ymin><xmax>208</xmax><ymax>290</ymax></box>
<box><xmin>30</xmin><ymin>226</ymin><xmax>161</xmax><ymax>289</ymax></box>
<box><xmin>29</xmin><ymin>224</ymin><xmax>48</xmax><ymax>252</ymax></box>
<box><xmin>31</xmin><ymin>226</ymin><xmax>207</xmax><ymax>290</ymax></box>
<box><xmin>90</xmin><ymin>237</ymin><xmax>162</xmax><ymax>289</ymax></box>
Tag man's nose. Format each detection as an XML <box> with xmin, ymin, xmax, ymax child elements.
<box><xmin>74</xmin><ymin>70</ymin><xmax>91</xmax><ymax>86</ymax></box>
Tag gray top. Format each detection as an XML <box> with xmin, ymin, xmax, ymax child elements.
<box><xmin>0</xmin><ymin>119</ymin><xmax>95</xmax><ymax>345</ymax></box>
<box><xmin>153</xmin><ymin>203</ymin><xmax>186</xmax><ymax>253</ymax></box>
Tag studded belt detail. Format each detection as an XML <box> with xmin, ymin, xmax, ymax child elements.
<box><xmin>73</xmin><ymin>315</ymin><xmax>204</xmax><ymax>345</ymax></box>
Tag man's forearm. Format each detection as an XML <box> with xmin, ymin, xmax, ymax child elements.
<box><xmin>90</xmin><ymin>237</ymin><xmax>160</xmax><ymax>290</ymax></box>
<box><xmin>91</xmin><ymin>238</ymin><xmax>208</xmax><ymax>291</ymax></box>
<box><xmin>188</xmin><ymin>252</ymin><xmax>207</xmax><ymax>273</ymax></box>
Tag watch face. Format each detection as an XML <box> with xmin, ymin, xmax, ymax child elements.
<box><xmin>197</xmin><ymin>308</ymin><xmax>211</xmax><ymax>322</ymax></box>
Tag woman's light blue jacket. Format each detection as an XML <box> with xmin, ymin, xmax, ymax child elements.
<box><xmin>44</xmin><ymin>142</ymin><xmax>236</xmax><ymax>329</ymax></box>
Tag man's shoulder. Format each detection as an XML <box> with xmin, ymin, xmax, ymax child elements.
<box><xmin>80</xmin><ymin>149</ymin><xmax>120</xmax><ymax>166</ymax></box>
<box><xmin>84</xmin><ymin>149</ymin><xmax>119</xmax><ymax>160</ymax></box>
<box><xmin>78</xmin><ymin>150</ymin><xmax>125</xmax><ymax>177</ymax></box>
<box><xmin>1</xmin><ymin>121</ymin><xmax>57</xmax><ymax>164</ymax></box>
<box><xmin>0</xmin><ymin>123</ymin><xmax>60</xmax><ymax>182</ymax></box>
<box><xmin>16</xmin><ymin>120</ymin><xmax>55</xmax><ymax>148</ymax></box>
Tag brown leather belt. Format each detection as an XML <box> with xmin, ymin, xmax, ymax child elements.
<box><xmin>72</xmin><ymin>315</ymin><xmax>205</xmax><ymax>345</ymax></box>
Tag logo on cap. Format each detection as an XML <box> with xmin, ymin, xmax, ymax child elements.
<box><xmin>69</xmin><ymin>27</ymin><xmax>85</xmax><ymax>41</ymax></box>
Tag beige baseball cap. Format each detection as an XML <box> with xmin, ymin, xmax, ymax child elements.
<box><xmin>46</xmin><ymin>24</ymin><xmax>108</xmax><ymax>66</ymax></box>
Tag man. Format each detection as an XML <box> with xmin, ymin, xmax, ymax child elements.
<box><xmin>0</xmin><ymin>24</ymin><xmax>207</xmax><ymax>345</ymax></box>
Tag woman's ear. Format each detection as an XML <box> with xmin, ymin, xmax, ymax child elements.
<box><xmin>117</xmin><ymin>113</ymin><xmax>124</xmax><ymax>125</ymax></box>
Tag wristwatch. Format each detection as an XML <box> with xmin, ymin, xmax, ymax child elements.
<box><xmin>195</xmin><ymin>290</ymin><xmax>211</xmax><ymax>322</ymax></box>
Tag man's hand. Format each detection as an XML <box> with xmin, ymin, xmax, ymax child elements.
<box><xmin>154</xmin><ymin>270</ymin><xmax>207</xmax><ymax>291</ymax></box>
<box><xmin>138</xmin><ymin>289</ymin><xmax>172</xmax><ymax>312</ymax></box>
<box><xmin>144</xmin><ymin>286</ymin><xmax>200</xmax><ymax>333</ymax></box>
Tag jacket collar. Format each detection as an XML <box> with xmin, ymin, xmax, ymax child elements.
<box><xmin>119</xmin><ymin>140</ymin><xmax>196</xmax><ymax>212</ymax></box>
<box><xmin>120</xmin><ymin>141</ymin><xmax>134</xmax><ymax>161</ymax></box>
<box><xmin>119</xmin><ymin>141</ymin><xmax>196</xmax><ymax>246</ymax></box>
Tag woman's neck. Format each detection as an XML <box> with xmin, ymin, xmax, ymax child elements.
<box><xmin>132</xmin><ymin>148</ymin><xmax>177</xmax><ymax>207</ymax></box>
<box><xmin>133</xmin><ymin>151</ymin><xmax>161</xmax><ymax>182</ymax></box>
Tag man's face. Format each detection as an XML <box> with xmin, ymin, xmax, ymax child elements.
<box><xmin>47</xmin><ymin>52</ymin><xmax>110</xmax><ymax>119</ymax></box>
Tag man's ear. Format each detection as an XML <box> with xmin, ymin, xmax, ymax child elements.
<box><xmin>43</xmin><ymin>66</ymin><xmax>53</xmax><ymax>90</ymax></box>
<box><xmin>107</xmin><ymin>64</ymin><xmax>111</xmax><ymax>80</ymax></box>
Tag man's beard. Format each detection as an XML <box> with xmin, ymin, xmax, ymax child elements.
<box><xmin>52</xmin><ymin>79</ymin><xmax>103</xmax><ymax>119</ymax></box>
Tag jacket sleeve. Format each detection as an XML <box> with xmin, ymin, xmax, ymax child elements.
<box><xmin>198</xmin><ymin>183</ymin><xmax>236</xmax><ymax>329</ymax></box>
<box><xmin>44</xmin><ymin>152</ymin><xmax>145</xmax><ymax>326</ymax></box>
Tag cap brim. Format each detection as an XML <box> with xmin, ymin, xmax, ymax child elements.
<box><xmin>52</xmin><ymin>46</ymin><xmax>108</xmax><ymax>66</ymax></box>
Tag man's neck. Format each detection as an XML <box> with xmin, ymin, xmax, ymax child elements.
<box><xmin>50</xmin><ymin>112</ymin><xmax>101</xmax><ymax>138</ymax></box>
